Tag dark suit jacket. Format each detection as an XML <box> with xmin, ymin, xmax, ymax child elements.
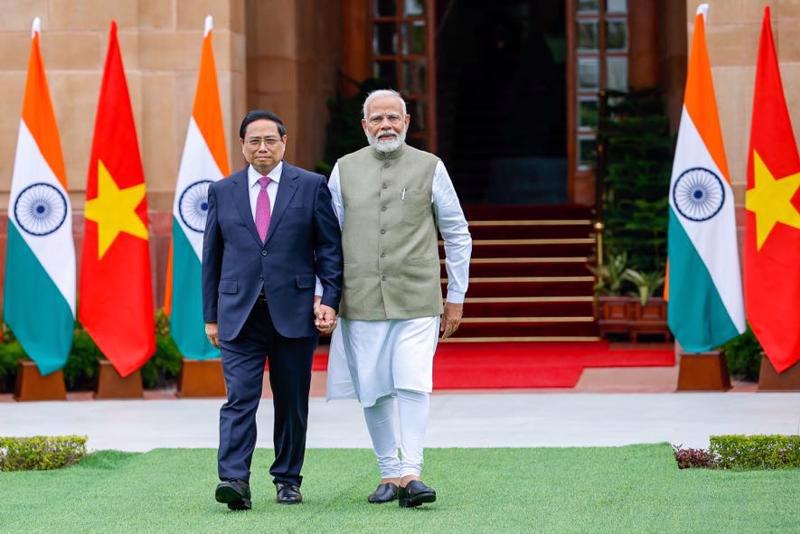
<box><xmin>202</xmin><ymin>163</ymin><xmax>343</xmax><ymax>341</ymax></box>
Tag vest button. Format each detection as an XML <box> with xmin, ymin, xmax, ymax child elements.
<box><xmin>382</xmin><ymin>183</ymin><xmax>388</xmax><ymax>189</ymax></box>
<box><xmin>381</xmin><ymin>275</ymin><xmax>387</xmax><ymax>281</ymax></box>
<box><xmin>380</xmin><ymin>229</ymin><xmax>386</xmax><ymax>234</ymax></box>
<box><xmin>381</xmin><ymin>206</ymin><xmax>387</xmax><ymax>212</ymax></box>
<box><xmin>380</xmin><ymin>252</ymin><xmax>386</xmax><ymax>258</ymax></box>
<box><xmin>261</xmin><ymin>250</ymin><xmax>268</xmax><ymax>256</ymax></box>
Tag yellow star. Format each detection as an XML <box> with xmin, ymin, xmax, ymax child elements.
<box><xmin>745</xmin><ymin>150</ymin><xmax>800</xmax><ymax>250</ymax></box>
<box><xmin>84</xmin><ymin>160</ymin><xmax>148</xmax><ymax>259</ymax></box>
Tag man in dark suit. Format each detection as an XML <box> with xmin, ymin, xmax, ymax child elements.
<box><xmin>202</xmin><ymin>110</ymin><xmax>342</xmax><ymax>509</ymax></box>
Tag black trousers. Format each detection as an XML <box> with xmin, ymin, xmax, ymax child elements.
<box><xmin>218</xmin><ymin>299</ymin><xmax>317</xmax><ymax>486</ymax></box>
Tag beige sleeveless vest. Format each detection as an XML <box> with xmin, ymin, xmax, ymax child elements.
<box><xmin>337</xmin><ymin>144</ymin><xmax>443</xmax><ymax>320</ymax></box>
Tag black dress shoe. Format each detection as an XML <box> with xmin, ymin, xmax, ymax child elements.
<box><xmin>215</xmin><ymin>479</ymin><xmax>251</xmax><ymax>511</ymax></box>
<box><xmin>275</xmin><ymin>482</ymin><xmax>302</xmax><ymax>504</ymax></box>
<box><xmin>398</xmin><ymin>480</ymin><xmax>436</xmax><ymax>508</ymax></box>
<box><xmin>367</xmin><ymin>482</ymin><xmax>399</xmax><ymax>503</ymax></box>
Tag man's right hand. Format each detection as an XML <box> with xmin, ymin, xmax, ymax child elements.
<box><xmin>205</xmin><ymin>322</ymin><xmax>220</xmax><ymax>348</ymax></box>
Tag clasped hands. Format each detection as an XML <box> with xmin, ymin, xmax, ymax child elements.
<box><xmin>314</xmin><ymin>296</ymin><xmax>337</xmax><ymax>335</ymax></box>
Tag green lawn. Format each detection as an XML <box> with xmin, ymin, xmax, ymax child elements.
<box><xmin>1</xmin><ymin>445</ymin><xmax>799</xmax><ymax>532</ymax></box>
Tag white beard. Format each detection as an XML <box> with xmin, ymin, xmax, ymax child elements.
<box><xmin>367</xmin><ymin>127</ymin><xmax>407</xmax><ymax>153</ymax></box>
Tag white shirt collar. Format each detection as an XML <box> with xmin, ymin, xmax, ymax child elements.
<box><xmin>248</xmin><ymin>161</ymin><xmax>283</xmax><ymax>188</ymax></box>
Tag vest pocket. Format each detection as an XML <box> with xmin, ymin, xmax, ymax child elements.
<box><xmin>401</xmin><ymin>191</ymin><xmax>432</xmax><ymax>223</ymax></box>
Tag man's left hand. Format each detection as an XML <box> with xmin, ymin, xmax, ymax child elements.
<box><xmin>440</xmin><ymin>301</ymin><xmax>463</xmax><ymax>339</ymax></box>
<box><xmin>315</xmin><ymin>298</ymin><xmax>337</xmax><ymax>335</ymax></box>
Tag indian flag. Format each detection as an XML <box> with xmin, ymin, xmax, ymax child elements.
<box><xmin>165</xmin><ymin>15</ymin><xmax>229</xmax><ymax>359</ymax></box>
<box><xmin>667</xmin><ymin>4</ymin><xmax>745</xmax><ymax>352</ymax></box>
<box><xmin>4</xmin><ymin>19</ymin><xmax>75</xmax><ymax>375</ymax></box>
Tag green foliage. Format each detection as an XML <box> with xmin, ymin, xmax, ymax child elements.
<box><xmin>721</xmin><ymin>327</ymin><xmax>762</xmax><ymax>381</ymax></box>
<box><xmin>139</xmin><ymin>309</ymin><xmax>182</xmax><ymax>389</ymax></box>
<box><xmin>141</xmin><ymin>334</ymin><xmax>182</xmax><ymax>389</ymax></box>
<box><xmin>318</xmin><ymin>78</ymin><xmax>394</xmax><ymax>174</ymax></box>
<box><xmin>622</xmin><ymin>268</ymin><xmax>665</xmax><ymax>306</ymax></box>
<box><xmin>0</xmin><ymin>341</ymin><xmax>26</xmax><ymax>392</ymax></box>
<box><xmin>588</xmin><ymin>252</ymin><xmax>630</xmax><ymax>296</ymax></box>
<box><xmin>0</xmin><ymin>435</ymin><xmax>87</xmax><ymax>471</ymax></box>
<box><xmin>63</xmin><ymin>327</ymin><xmax>101</xmax><ymax>390</ymax></box>
<box><xmin>589</xmin><ymin>253</ymin><xmax>665</xmax><ymax>304</ymax></box>
<box><xmin>1</xmin><ymin>309</ymin><xmax>185</xmax><ymax>392</ymax></box>
<box><xmin>600</xmin><ymin>90</ymin><xmax>673</xmax><ymax>272</ymax></box>
<box><xmin>710</xmin><ymin>435</ymin><xmax>800</xmax><ymax>470</ymax></box>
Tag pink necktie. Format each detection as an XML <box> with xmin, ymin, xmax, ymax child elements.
<box><xmin>255</xmin><ymin>176</ymin><xmax>272</xmax><ymax>242</ymax></box>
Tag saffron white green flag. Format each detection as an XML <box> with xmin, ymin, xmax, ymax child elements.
<box><xmin>667</xmin><ymin>4</ymin><xmax>745</xmax><ymax>351</ymax></box>
<box><xmin>166</xmin><ymin>15</ymin><xmax>229</xmax><ymax>359</ymax></box>
<box><xmin>4</xmin><ymin>19</ymin><xmax>75</xmax><ymax>375</ymax></box>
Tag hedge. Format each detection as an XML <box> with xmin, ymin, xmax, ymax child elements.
<box><xmin>710</xmin><ymin>435</ymin><xmax>800</xmax><ymax>470</ymax></box>
<box><xmin>0</xmin><ymin>435</ymin><xmax>87</xmax><ymax>471</ymax></box>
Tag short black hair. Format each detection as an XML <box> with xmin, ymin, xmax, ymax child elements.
<box><xmin>239</xmin><ymin>109</ymin><xmax>287</xmax><ymax>139</ymax></box>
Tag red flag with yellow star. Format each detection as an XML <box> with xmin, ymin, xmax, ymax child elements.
<box><xmin>78</xmin><ymin>21</ymin><xmax>154</xmax><ymax>377</ymax></box>
<box><xmin>745</xmin><ymin>6</ymin><xmax>800</xmax><ymax>373</ymax></box>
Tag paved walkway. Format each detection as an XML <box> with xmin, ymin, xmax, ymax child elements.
<box><xmin>2</xmin><ymin>392</ymin><xmax>798</xmax><ymax>451</ymax></box>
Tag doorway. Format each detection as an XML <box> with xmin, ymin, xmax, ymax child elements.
<box><xmin>436</xmin><ymin>0</ymin><xmax>567</xmax><ymax>204</ymax></box>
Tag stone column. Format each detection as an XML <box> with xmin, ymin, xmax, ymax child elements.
<box><xmin>628</xmin><ymin>0</ymin><xmax>660</xmax><ymax>90</ymax></box>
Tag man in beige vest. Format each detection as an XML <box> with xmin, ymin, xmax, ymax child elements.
<box><xmin>326</xmin><ymin>89</ymin><xmax>472</xmax><ymax>507</ymax></box>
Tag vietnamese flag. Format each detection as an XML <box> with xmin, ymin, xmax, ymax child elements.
<box><xmin>744</xmin><ymin>7</ymin><xmax>800</xmax><ymax>373</ymax></box>
<box><xmin>78</xmin><ymin>21</ymin><xmax>154</xmax><ymax>376</ymax></box>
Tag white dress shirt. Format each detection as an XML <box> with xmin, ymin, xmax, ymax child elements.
<box><xmin>327</xmin><ymin>159</ymin><xmax>472</xmax><ymax>303</ymax></box>
<box><xmin>247</xmin><ymin>161</ymin><xmax>282</xmax><ymax>219</ymax></box>
<box><xmin>248</xmin><ymin>161</ymin><xmax>324</xmax><ymax>296</ymax></box>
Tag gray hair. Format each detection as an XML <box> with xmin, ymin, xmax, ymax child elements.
<box><xmin>362</xmin><ymin>89</ymin><xmax>407</xmax><ymax>119</ymax></box>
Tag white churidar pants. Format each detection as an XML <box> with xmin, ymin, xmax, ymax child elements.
<box><xmin>327</xmin><ymin>316</ymin><xmax>440</xmax><ymax>477</ymax></box>
<box><xmin>363</xmin><ymin>389</ymin><xmax>430</xmax><ymax>477</ymax></box>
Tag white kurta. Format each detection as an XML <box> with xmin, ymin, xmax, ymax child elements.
<box><xmin>326</xmin><ymin>158</ymin><xmax>472</xmax><ymax>407</ymax></box>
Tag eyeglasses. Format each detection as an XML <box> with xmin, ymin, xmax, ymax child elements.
<box><xmin>367</xmin><ymin>113</ymin><xmax>405</xmax><ymax>126</ymax></box>
<box><xmin>245</xmin><ymin>136</ymin><xmax>283</xmax><ymax>148</ymax></box>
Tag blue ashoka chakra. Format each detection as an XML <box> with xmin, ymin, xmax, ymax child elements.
<box><xmin>178</xmin><ymin>180</ymin><xmax>213</xmax><ymax>233</ymax></box>
<box><xmin>672</xmin><ymin>167</ymin><xmax>725</xmax><ymax>222</ymax></box>
<box><xmin>14</xmin><ymin>182</ymin><xmax>68</xmax><ymax>236</ymax></box>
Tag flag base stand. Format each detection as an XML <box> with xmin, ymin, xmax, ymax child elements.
<box><xmin>94</xmin><ymin>360</ymin><xmax>143</xmax><ymax>399</ymax></box>
<box><xmin>758</xmin><ymin>355</ymin><xmax>800</xmax><ymax>391</ymax></box>
<box><xmin>14</xmin><ymin>360</ymin><xmax>67</xmax><ymax>401</ymax></box>
<box><xmin>676</xmin><ymin>350</ymin><xmax>731</xmax><ymax>391</ymax></box>
<box><xmin>178</xmin><ymin>358</ymin><xmax>226</xmax><ymax>397</ymax></box>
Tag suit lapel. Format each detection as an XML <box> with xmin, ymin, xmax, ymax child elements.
<box><xmin>264</xmin><ymin>162</ymin><xmax>299</xmax><ymax>245</ymax></box>
<box><xmin>232</xmin><ymin>168</ymin><xmax>262</xmax><ymax>246</ymax></box>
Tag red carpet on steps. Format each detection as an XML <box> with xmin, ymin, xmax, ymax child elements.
<box><xmin>308</xmin><ymin>341</ymin><xmax>674</xmax><ymax>389</ymax></box>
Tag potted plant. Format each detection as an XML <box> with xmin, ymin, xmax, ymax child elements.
<box><xmin>590</xmin><ymin>253</ymin><xmax>636</xmax><ymax>337</ymax></box>
<box><xmin>622</xmin><ymin>268</ymin><xmax>670</xmax><ymax>341</ymax></box>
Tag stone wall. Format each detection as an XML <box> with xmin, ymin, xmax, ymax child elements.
<box><xmin>0</xmin><ymin>0</ymin><xmax>343</xmax><ymax>307</ymax></box>
<box><xmin>245</xmin><ymin>0</ymin><xmax>342</xmax><ymax>171</ymax></box>
<box><xmin>694</xmin><ymin>0</ymin><xmax>800</xmax><ymax>222</ymax></box>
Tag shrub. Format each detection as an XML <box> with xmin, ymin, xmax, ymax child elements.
<box><xmin>710</xmin><ymin>435</ymin><xmax>800</xmax><ymax>470</ymax></box>
<box><xmin>721</xmin><ymin>327</ymin><xmax>762</xmax><ymax>381</ymax></box>
<box><xmin>63</xmin><ymin>328</ymin><xmax>102</xmax><ymax>390</ymax></box>
<box><xmin>141</xmin><ymin>334</ymin><xmax>182</xmax><ymax>389</ymax></box>
<box><xmin>0</xmin><ymin>341</ymin><xmax>26</xmax><ymax>393</ymax></box>
<box><xmin>672</xmin><ymin>444</ymin><xmax>717</xmax><ymax>469</ymax></box>
<box><xmin>0</xmin><ymin>435</ymin><xmax>87</xmax><ymax>471</ymax></box>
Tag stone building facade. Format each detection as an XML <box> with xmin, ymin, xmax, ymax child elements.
<box><xmin>0</xmin><ymin>0</ymin><xmax>796</xmax><ymax>305</ymax></box>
